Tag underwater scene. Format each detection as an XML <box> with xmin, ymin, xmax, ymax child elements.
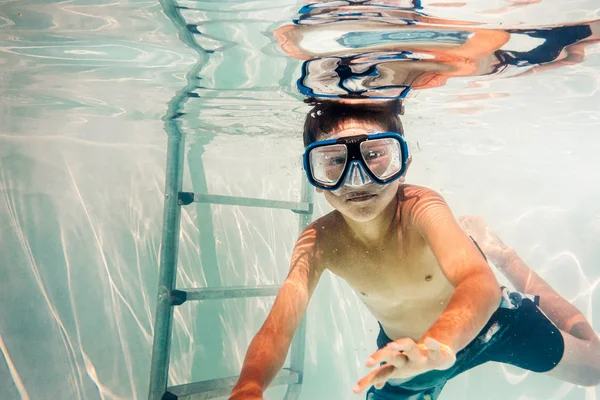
<box><xmin>1</xmin><ymin>1</ymin><xmax>600</xmax><ymax>399</ymax></box>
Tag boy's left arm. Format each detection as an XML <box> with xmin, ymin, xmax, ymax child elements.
<box><xmin>414</xmin><ymin>191</ymin><xmax>502</xmax><ymax>353</ymax></box>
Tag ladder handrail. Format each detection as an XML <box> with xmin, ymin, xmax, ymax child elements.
<box><xmin>149</xmin><ymin>3</ymin><xmax>314</xmax><ymax>398</ymax></box>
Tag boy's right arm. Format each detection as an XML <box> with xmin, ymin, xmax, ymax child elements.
<box><xmin>229</xmin><ymin>226</ymin><xmax>323</xmax><ymax>399</ymax></box>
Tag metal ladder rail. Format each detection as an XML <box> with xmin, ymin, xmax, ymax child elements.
<box><xmin>149</xmin><ymin>175</ymin><xmax>314</xmax><ymax>399</ymax></box>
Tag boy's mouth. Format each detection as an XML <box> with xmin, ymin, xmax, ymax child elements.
<box><xmin>346</xmin><ymin>192</ymin><xmax>377</xmax><ymax>202</ymax></box>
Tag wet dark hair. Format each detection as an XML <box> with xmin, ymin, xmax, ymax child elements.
<box><xmin>303</xmin><ymin>98</ymin><xmax>404</xmax><ymax>147</ymax></box>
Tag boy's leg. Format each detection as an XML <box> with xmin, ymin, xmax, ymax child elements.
<box><xmin>459</xmin><ymin>215</ymin><xmax>600</xmax><ymax>386</ymax></box>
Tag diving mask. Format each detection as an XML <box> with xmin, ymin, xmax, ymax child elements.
<box><xmin>303</xmin><ymin>132</ymin><xmax>409</xmax><ymax>191</ymax></box>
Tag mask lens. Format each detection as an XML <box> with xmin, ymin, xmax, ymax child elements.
<box><xmin>309</xmin><ymin>144</ymin><xmax>348</xmax><ymax>186</ymax></box>
<box><xmin>360</xmin><ymin>138</ymin><xmax>402</xmax><ymax>180</ymax></box>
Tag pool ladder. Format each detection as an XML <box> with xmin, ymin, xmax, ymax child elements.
<box><xmin>147</xmin><ymin>149</ymin><xmax>314</xmax><ymax>400</ymax></box>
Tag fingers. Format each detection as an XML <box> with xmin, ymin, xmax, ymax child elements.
<box><xmin>366</xmin><ymin>346</ymin><xmax>408</xmax><ymax>368</ymax></box>
<box><xmin>389</xmin><ymin>338</ymin><xmax>423</xmax><ymax>361</ymax></box>
<box><xmin>367</xmin><ymin>337</ymin><xmax>421</xmax><ymax>367</ymax></box>
<box><xmin>353</xmin><ymin>363</ymin><xmax>395</xmax><ymax>394</ymax></box>
<box><xmin>359</xmin><ymin>338</ymin><xmax>456</xmax><ymax>395</ymax></box>
<box><xmin>367</xmin><ymin>338</ymin><xmax>425</xmax><ymax>368</ymax></box>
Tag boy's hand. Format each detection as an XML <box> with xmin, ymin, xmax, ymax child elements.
<box><xmin>353</xmin><ymin>337</ymin><xmax>456</xmax><ymax>394</ymax></box>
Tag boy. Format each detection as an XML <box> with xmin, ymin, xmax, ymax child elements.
<box><xmin>229</xmin><ymin>100</ymin><xmax>600</xmax><ymax>400</ymax></box>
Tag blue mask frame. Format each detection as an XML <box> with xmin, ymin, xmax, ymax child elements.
<box><xmin>303</xmin><ymin>132</ymin><xmax>410</xmax><ymax>190</ymax></box>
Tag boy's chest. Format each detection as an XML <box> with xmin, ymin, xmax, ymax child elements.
<box><xmin>324</xmin><ymin>237</ymin><xmax>451</xmax><ymax>301</ymax></box>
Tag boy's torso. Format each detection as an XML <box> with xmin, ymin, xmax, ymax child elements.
<box><xmin>314</xmin><ymin>185</ymin><xmax>455</xmax><ymax>341</ymax></box>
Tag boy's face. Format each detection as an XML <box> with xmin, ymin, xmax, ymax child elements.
<box><xmin>316</xmin><ymin>121</ymin><xmax>406</xmax><ymax>223</ymax></box>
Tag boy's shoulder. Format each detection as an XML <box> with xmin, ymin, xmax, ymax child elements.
<box><xmin>399</xmin><ymin>184</ymin><xmax>447</xmax><ymax>210</ymax></box>
<box><xmin>398</xmin><ymin>185</ymin><xmax>452</xmax><ymax>231</ymax></box>
<box><xmin>292</xmin><ymin>212</ymin><xmax>344</xmax><ymax>272</ymax></box>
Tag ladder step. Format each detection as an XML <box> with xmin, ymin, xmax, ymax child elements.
<box><xmin>171</xmin><ymin>285</ymin><xmax>280</xmax><ymax>305</ymax></box>
<box><xmin>164</xmin><ymin>368</ymin><xmax>300</xmax><ymax>400</ymax></box>
<box><xmin>179</xmin><ymin>192</ymin><xmax>312</xmax><ymax>214</ymax></box>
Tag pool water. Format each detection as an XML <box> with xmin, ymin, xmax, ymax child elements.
<box><xmin>1</xmin><ymin>1</ymin><xmax>599</xmax><ymax>399</ymax></box>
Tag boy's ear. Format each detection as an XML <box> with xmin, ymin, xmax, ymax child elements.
<box><xmin>316</xmin><ymin>188</ymin><xmax>323</xmax><ymax>193</ymax></box>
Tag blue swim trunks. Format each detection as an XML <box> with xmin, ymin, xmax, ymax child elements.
<box><xmin>366</xmin><ymin>288</ymin><xmax>565</xmax><ymax>400</ymax></box>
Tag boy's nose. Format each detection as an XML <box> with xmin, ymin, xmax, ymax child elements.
<box><xmin>344</xmin><ymin>161</ymin><xmax>372</xmax><ymax>187</ymax></box>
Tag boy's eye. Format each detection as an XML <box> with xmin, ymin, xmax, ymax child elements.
<box><xmin>327</xmin><ymin>156</ymin><xmax>346</xmax><ymax>166</ymax></box>
<box><xmin>364</xmin><ymin>150</ymin><xmax>386</xmax><ymax>160</ymax></box>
